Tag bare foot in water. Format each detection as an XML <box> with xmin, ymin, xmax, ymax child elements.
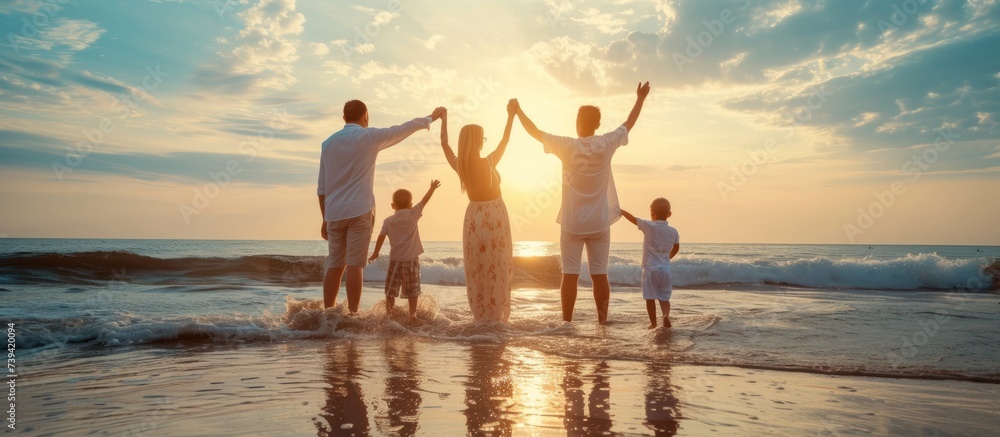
<box><xmin>408</xmin><ymin>316</ymin><xmax>420</xmax><ymax>326</ymax></box>
<box><xmin>663</xmin><ymin>316</ymin><xmax>672</xmax><ymax>328</ymax></box>
<box><xmin>647</xmin><ymin>323</ymin><xmax>657</xmax><ymax>329</ymax></box>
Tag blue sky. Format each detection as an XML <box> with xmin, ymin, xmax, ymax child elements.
<box><xmin>0</xmin><ymin>0</ymin><xmax>997</xmax><ymax>244</ymax></box>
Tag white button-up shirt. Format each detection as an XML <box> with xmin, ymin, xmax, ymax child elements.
<box><xmin>317</xmin><ymin>117</ymin><xmax>432</xmax><ymax>222</ymax></box>
<box><xmin>542</xmin><ymin>125</ymin><xmax>629</xmax><ymax>234</ymax></box>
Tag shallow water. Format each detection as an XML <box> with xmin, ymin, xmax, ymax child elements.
<box><xmin>10</xmin><ymin>283</ymin><xmax>1000</xmax><ymax>382</ymax></box>
<box><xmin>14</xmin><ymin>339</ymin><xmax>1000</xmax><ymax>436</ymax></box>
<box><xmin>5</xmin><ymin>239</ymin><xmax>1000</xmax><ymax>434</ymax></box>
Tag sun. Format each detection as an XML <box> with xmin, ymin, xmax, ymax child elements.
<box><xmin>496</xmin><ymin>146</ymin><xmax>562</xmax><ymax>193</ymax></box>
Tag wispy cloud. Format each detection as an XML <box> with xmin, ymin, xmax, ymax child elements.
<box><xmin>0</xmin><ymin>130</ymin><xmax>314</xmax><ymax>186</ymax></box>
<box><xmin>194</xmin><ymin>0</ymin><xmax>306</xmax><ymax>95</ymax></box>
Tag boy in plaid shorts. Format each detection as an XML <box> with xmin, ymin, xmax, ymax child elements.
<box><xmin>369</xmin><ymin>180</ymin><xmax>441</xmax><ymax>324</ymax></box>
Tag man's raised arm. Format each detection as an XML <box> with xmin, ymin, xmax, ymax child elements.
<box><xmin>371</xmin><ymin>107</ymin><xmax>447</xmax><ymax>150</ymax></box>
<box><xmin>622</xmin><ymin>81</ymin><xmax>650</xmax><ymax>132</ymax></box>
<box><xmin>515</xmin><ymin>101</ymin><xmax>545</xmax><ymax>143</ymax></box>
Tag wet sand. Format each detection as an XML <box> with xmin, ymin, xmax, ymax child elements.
<box><xmin>17</xmin><ymin>338</ymin><xmax>1000</xmax><ymax>436</ymax></box>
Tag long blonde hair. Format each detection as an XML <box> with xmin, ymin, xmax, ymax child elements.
<box><xmin>456</xmin><ymin>124</ymin><xmax>484</xmax><ymax>193</ymax></box>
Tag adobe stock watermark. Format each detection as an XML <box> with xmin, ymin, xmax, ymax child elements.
<box><xmin>509</xmin><ymin>179</ymin><xmax>561</xmax><ymax>234</ymax></box>
<box><xmin>716</xmin><ymin>85</ymin><xmax>833</xmax><ymax>201</ymax></box>
<box><xmin>211</xmin><ymin>0</ymin><xmax>236</xmax><ymax>21</ymax></box>
<box><xmin>52</xmin><ymin>65</ymin><xmax>170</xmax><ymax>182</ymax></box>
<box><xmin>842</xmin><ymin>126</ymin><xmax>960</xmax><ymax>243</ymax></box>
<box><xmin>885</xmin><ymin>277</ymin><xmax>985</xmax><ymax>369</ymax></box>
<box><xmin>340</xmin><ymin>0</ymin><xmax>402</xmax><ymax>64</ymax></box>
<box><xmin>382</xmin><ymin>76</ymin><xmax>500</xmax><ymax>191</ymax></box>
<box><xmin>120</xmin><ymin>396</ymin><xmax>170</xmax><ymax>437</ymax></box>
<box><xmin>5</xmin><ymin>0</ymin><xmax>70</xmax><ymax>55</ymax></box>
<box><xmin>27</xmin><ymin>267</ymin><xmax>131</xmax><ymax>366</ymax></box>
<box><xmin>672</xmin><ymin>0</ymin><xmax>751</xmax><ymax>72</ymax></box>
<box><xmin>876</xmin><ymin>0</ymin><xmax>931</xmax><ymax>33</ymax></box>
<box><xmin>539</xmin><ymin>0</ymin><xmax>586</xmax><ymax>30</ymax></box>
<box><xmin>178</xmin><ymin>109</ymin><xmax>290</xmax><ymax>224</ymax></box>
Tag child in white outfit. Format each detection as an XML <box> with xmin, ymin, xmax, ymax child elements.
<box><xmin>621</xmin><ymin>197</ymin><xmax>680</xmax><ymax>328</ymax></box>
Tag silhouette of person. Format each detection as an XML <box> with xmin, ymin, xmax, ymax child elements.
<box><xmin>643</xmin><ymin>360</ymin><xmax>680</xmax><ymax>436</ymax></box>
<box><xmin>463</xmin><ymin>343</ymin><xmax>514</xmax><ymax>435</ymax></box>
<box><xmin>562</xmin><ymin>361</ymin><xmax>615</xmax><ymax>434</ymax></box>
<box><xmin>562</xmin><ymin>362</ymin><xmax>587</xmax><ymax>433</ymax></box>
<box><xmin>315</xmin><ymin>341</ymin><xmax>370</xmax><ymax>436</ymax></box>
<box><xmin>377</xmin><ymin>338</ymin><xmax>423</xmax><ymax>436</ymax></box>
<box><xmin>587</xmin><ymin>361</ymin><xmax>614</xmax><ymax>434</ymax></box>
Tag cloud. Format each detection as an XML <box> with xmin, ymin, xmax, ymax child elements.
<box><xmin>8</xmin><ymin>18</ymin><xmax>105</xmax><ymax>57</ymax></box>
<box><xmin>720</xmin><ymin>31</ymin><xmax>1000</xmax><ymax>152</ymax></box>
<box><xmin>573</xmin><ymin>7</ymin><xmax>630</xmax><ymax>35</ymax></box>
<box><xmin>309</xmin><ymin>42</ymin><xmax>329</xmax><ymax>57</ymax></box>
<box><xmin>372</xmin><ymin>10</ymin><xmax>398</xmax><ymax>26</ymax></box>
<box><xmin>349</xmin><ymin>61</ymin><xmax>461</xmax><ymax>99</ymax></box>
<box><xmin>38</xmin><ymin>18</ymin><xmax>104</xmax><ymax>51</ymax></box>
<box><xmin>198</xmin><ymin>110</ymin><xmax>312</xmax><ymax>140</ymax></box>
<box><xmin>522</xmin><ymin>0</ymin><xmax>1000</xmax><ymax>173</ymax></box>
<box><xmin>194</xmin><ymin>0</ymin><xmax>305</xmax><ymax>95</ymax></box>
<box><xmin>527</xmin><ymin>36</ymin><xmax>612</xmax><ymax>95</ymax></box>
<box><xmin>0</xmin><ymin>130</ymin><xmax>315</xmax><ymax>186</ymax></box>
<box><xmin>0</xmin><ymin>0</ymin><xmax>45</xmax><ymax>15</ymax></box>
<box><xmin>422</xmin><ymin>34</ymin><xmax>443</xmax><ymax>50</ymax></box>
<box><xmin>0</xmin><ymin>51</ymin><xmax>158</xmax><ymax>115</ymax></box>
<box><xmin>531</xmin><ymin>0</ymin><xmax>1000</xmax><ymax>91</ymax></box>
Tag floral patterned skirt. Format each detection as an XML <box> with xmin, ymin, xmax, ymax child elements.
<box><xmin>463</xmin><ymin>197</ymin><xmax>513</xmax><ymax>323</ymax></box>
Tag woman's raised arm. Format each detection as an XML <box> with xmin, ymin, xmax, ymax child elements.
<box><xmin>440</xmin><ymin>110</ymin><xmax>457</xmax><ymax>171</ymax></box>
<box><xmin>487</xmin><ymin>99</ymin><xmax>518</xmax><ymax>165</ymax></box>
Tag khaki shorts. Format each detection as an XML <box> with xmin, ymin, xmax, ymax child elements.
<box><xmin>326</xmin><ymin>210</ymin><xmax>375</xmax><ymax>268</ymax></box>
<box><xmin>560</xmin><ymin>228</ymin><xmax>611</xmax><ymax>275</ymax></box>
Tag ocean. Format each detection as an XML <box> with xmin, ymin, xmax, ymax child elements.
<box><xmin>3</xmin><ymin>239</ymin><xmax>1000</xmax><ymax>435</ymax></box>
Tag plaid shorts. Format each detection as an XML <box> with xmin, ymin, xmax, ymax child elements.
<box><xmin>385</xmin><ymin>259</ymin><xmax>421</xmax><ymax>299</ymax></box>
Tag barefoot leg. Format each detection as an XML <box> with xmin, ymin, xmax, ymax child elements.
<box><xmin>646</xmin><ymin>299</ymin><xmax>657</xmax><ymax>328</ymax></box>
<box><xmin>659</xmin><ymin>300</ymin><xmax>671</xmax><ymax>328</ymax></box>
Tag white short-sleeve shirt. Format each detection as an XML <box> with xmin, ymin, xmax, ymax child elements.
<box><xmin>317</xmin><ymin>117</ymin><xmax>432</xmax><ymax>222</ymax></box>
<box><xmin>542</xmin><ymin>125</ymin><xmax>629</xmax><ymax>234</ymax></box>
<box><xmin>636</xmin><ymin>219</ymin><xmax>679</xmax><ymax>269</ymax></box>
<box><xmin>379</xmin><ymin>202</ymin><xmax>425</xmax><ymax>262</ymax></box>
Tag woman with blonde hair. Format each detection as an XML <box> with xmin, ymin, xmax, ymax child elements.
<box><xmin>439</xmin><ymin>100</ymin><xmax>517</xmax><ymax>322</ymax></box>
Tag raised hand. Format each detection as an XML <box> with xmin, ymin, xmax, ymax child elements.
<box><xmin>624</xmin><ymin>82</ymin><xmax>651</xmax><ymax>132</ymax></box>
<box><xmin>431</xmin><ymin>107</ymin><xmax>447</xmax><ymax>121</ymax></box>
<box><xmin>507</xmin><ymin>99</ymin><xmax>518</xmax><ymax>117</ymax></box>
<box><xmin>637</xmin><ymin>81</ymin><xmax>651</xmax><ymax>99</ymax></box>
<box><xmin>420</xmin><ymin>180</ymin><xmax>442</xmax><ymax>206</ymax></box>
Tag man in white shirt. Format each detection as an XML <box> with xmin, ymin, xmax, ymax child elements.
<box><xmin>515</xmin><ymin>82</ymin><xmax>651</xmax><ymax>325</ymax></box>
<box><xmin>318</xmin><ymin>100</ymin><xmax>445</xmax><ymax>311</ymax></box>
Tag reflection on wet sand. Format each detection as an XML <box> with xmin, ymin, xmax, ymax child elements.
<box><xmin>310</xmin><ymin>339</ymin><xmax>681</xmax><ymax>435</ymax></box>
<box><xmin>644</xmin><ymin>360</ymin><xmax>680</xmax><ymax>436</ymax></box>
<box><xmin>464</xmin><ymin>343</ymin><xmax>515</xmax><ymax>435</ymax></box>
<box><xmin>316</xmin><ymin>341</ymin><xmax>370</xmax><ymax>436</ymax></box>
<box><xmin>563</xmin><ymin>361</ymin><xmax>614</xmax><ymax>435</ymax></box>
<box><xmin>378</xmin><ymin>338</ymin><xmax>423</xmax><ymax>436</ymax></box>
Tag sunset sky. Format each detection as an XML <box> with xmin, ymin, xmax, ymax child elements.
<box><xmin>1</xmin><ymin>0</ymin><xmax>998</xmax><ymax>244</ymax></box>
